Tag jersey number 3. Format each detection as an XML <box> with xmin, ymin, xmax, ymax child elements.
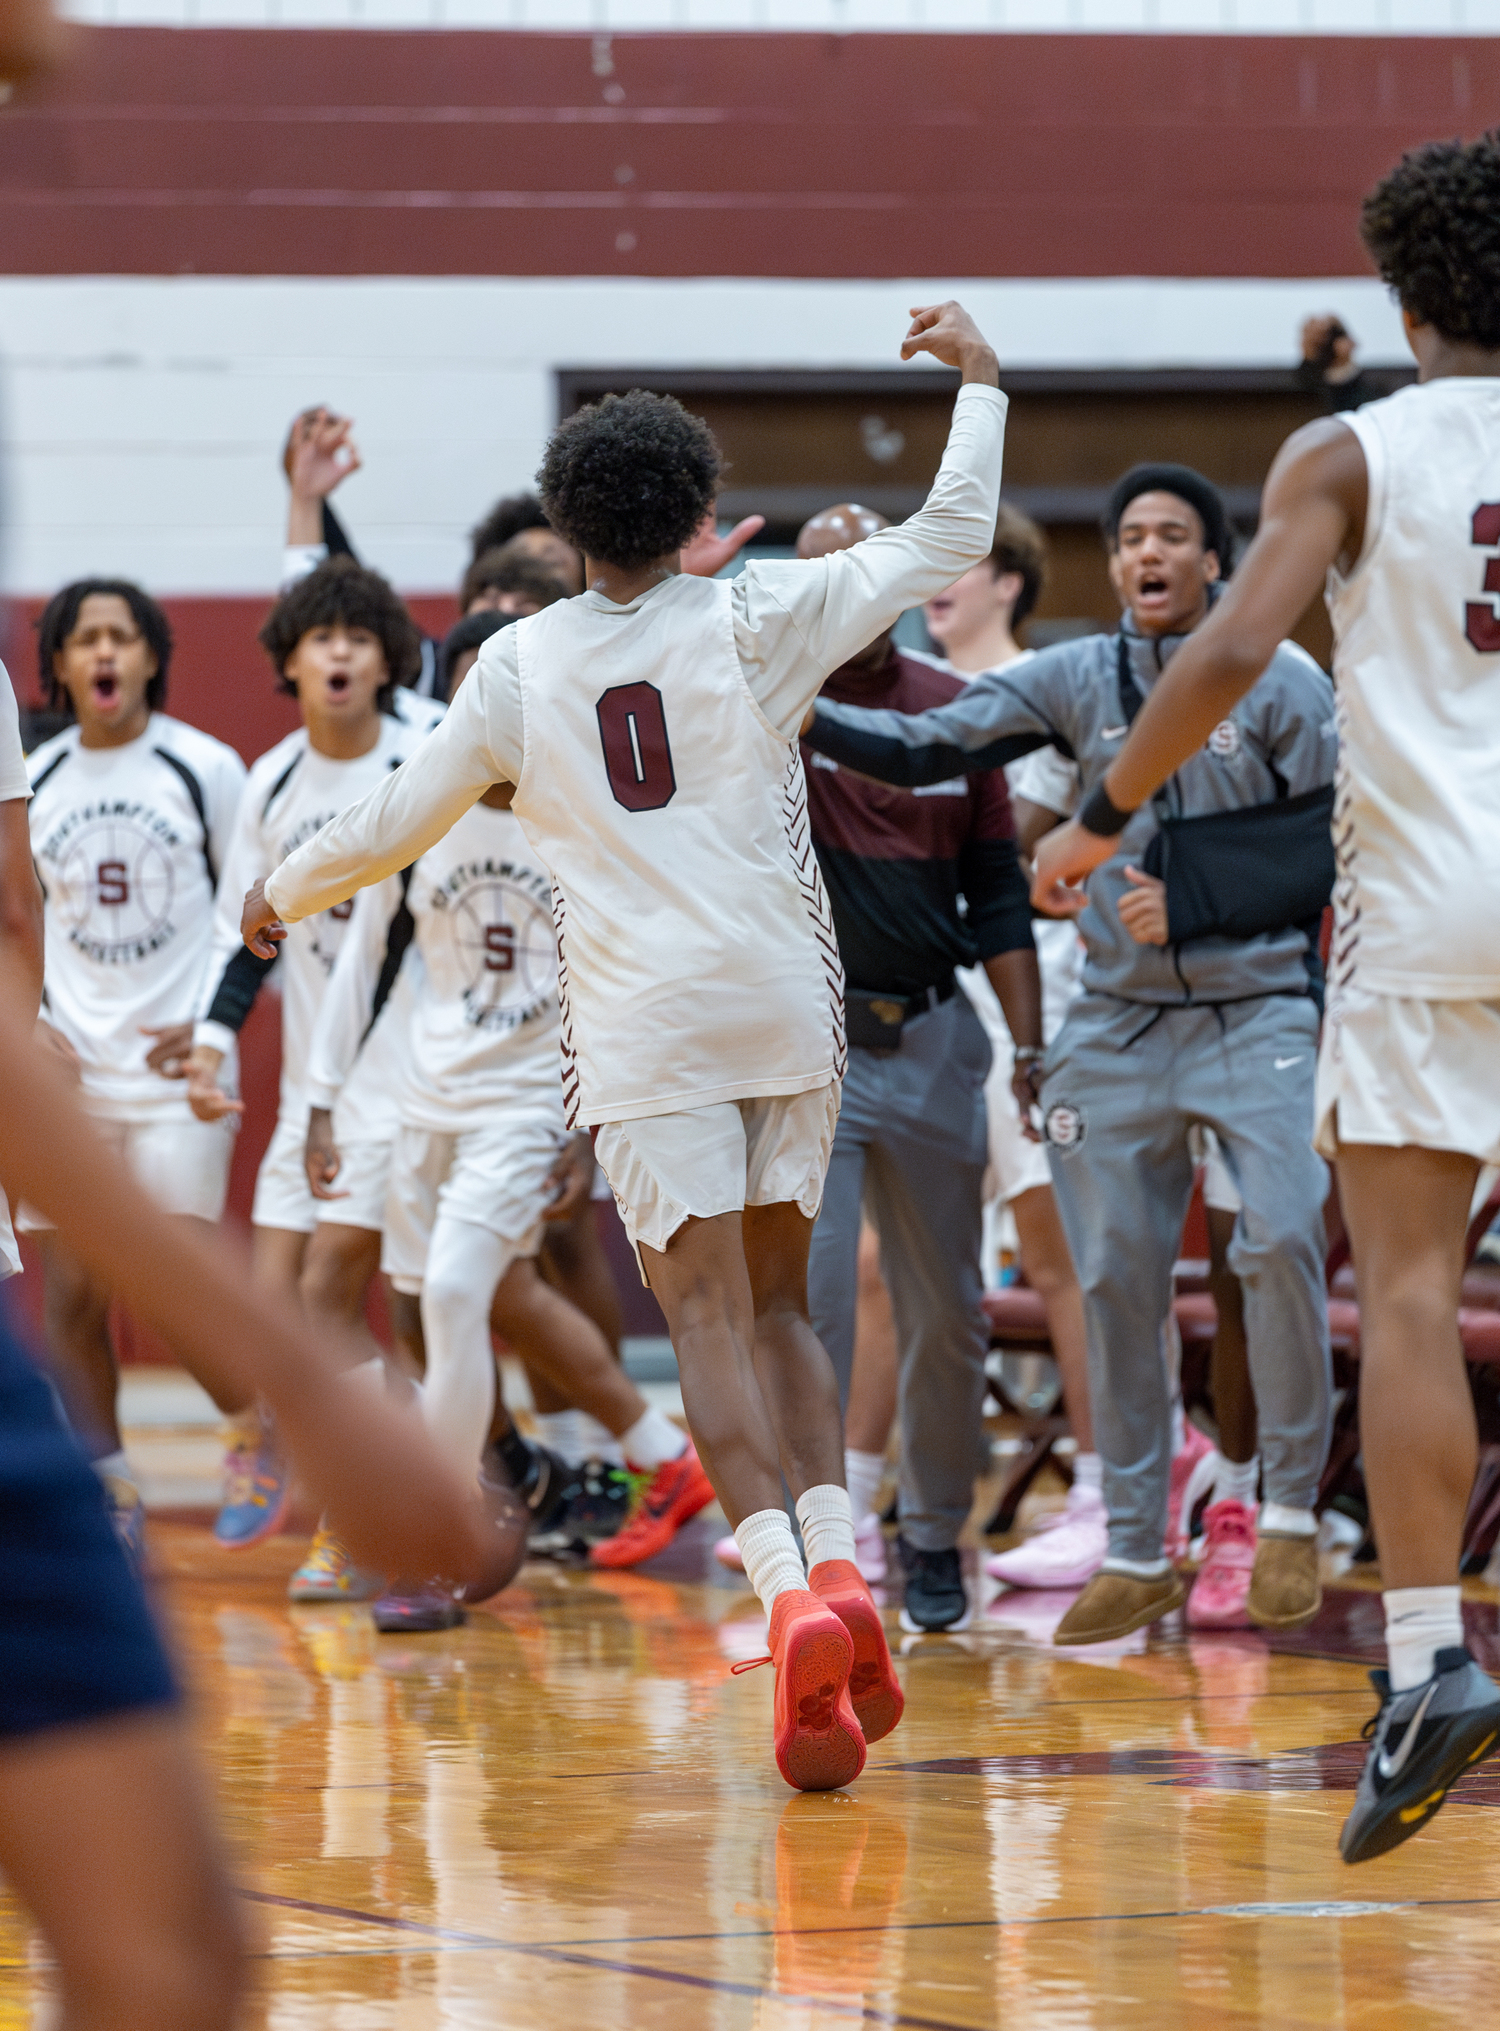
<box><xmin>596</xmin><ymin>682</ymin><xmax>677</xmax><ymax>812</ymax></box>
<box><xmin>1466</xmin><ymin>504</ymin><xmax>1500</xmax><ymax>652</ymax></box>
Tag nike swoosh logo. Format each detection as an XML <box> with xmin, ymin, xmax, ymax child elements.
<box><xmin>1101</xmin><ymin>725</ymin><xmax>1127</xmax><ymax>741</ymax></box>
<box><xmin>1377</xmin><ymin>1679</ymin><xmax>1440</xmax><ymax>1782</ymax></box>
<box><xmin>1274</xmin><ymin>1057</ymin><xmax>1305</xmax><ymax>1071</ymax></box>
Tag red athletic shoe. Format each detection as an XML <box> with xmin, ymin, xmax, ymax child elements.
<box><xmin>752</xmin><ymin>1589</ymin><xmax>865</xmax><ymax>1792</ymax></box>
<box><xmin>808</xmin><ymin>1558</ymin><xmax>904</xmax><ymax>1745</ymax></box>
<box><xmin>588</xmin><ymin>1442</ymin><xmax>715</xmax><ymax>1569</ymax></box>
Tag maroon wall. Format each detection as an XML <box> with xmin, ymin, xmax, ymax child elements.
<box><xmin>0</xmin><ymin>29</ymin><xmax>1491</xmax><ymax>279</ymax></box>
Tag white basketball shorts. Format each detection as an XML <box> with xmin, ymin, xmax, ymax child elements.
<box><xmin>382</xmin><ymin>1110</ymin><xmax>567</xmax><ymax>1293</ymax></box>
<box><xmin>1315</xmin><ymin>986</ymin><xmax>1500</xmax><ymax>1166</ymax></box>
<box><xmin>252</xmin><ymin>1113</ymin><xmax>393</xmax><ymax>1236</ymax></box>
<box><xmin>959</xmin><ymin>920</ymin><xmax>1083</xmax><ymax>1207</ymax></box>
<box><xmin>18</xmin><ymin>1113</ymin><xmax>235</xmax><ymax>1232</ymax></box>
<box><xmin>594</xmin><ymin>1082</ymin><xmax>840</xmax><ymax>1274</ymax></box>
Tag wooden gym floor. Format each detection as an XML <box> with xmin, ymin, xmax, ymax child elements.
<box><xmin>6</xmin><ymin>1510</ymin><xmax>1500</xmax><ymax>2028</ymax></box>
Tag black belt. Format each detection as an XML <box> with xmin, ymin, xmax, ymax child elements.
<box><xmin>845</xmin><ymin>979</ymin><xmax>955</xmax><ymax>1053</ymax></box>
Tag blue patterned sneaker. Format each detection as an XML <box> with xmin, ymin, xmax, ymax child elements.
<box><xmin>214</xmin><ymin>1416</ymin><xmax>291</xmax><ymax>1549</ymax></box>
<box><xmin>288</xmin><ymin>1523</ymin><xmax>385</xmax><ymax>1602</ymax></box>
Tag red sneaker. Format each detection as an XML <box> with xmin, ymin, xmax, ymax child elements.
<box><xmin>808</xmin><ymin>1558</ymin><xmax>904</xmax><ymax>1745</ymax></box>
<box><xmin>588</xmin><ymin>1442</ymin><xmax>715</xmax><ymax>1569</ymax></box>
<box><xmin>758</xmin><ymin>1590</ymin><xmax>865</xmax><ymax>1792</ymax></box>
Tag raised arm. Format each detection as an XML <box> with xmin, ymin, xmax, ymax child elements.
<box><xmin>802</xmin><ymin>654</ymin><xmax>1067</xmax><ymax>789</ymax></box>
<box><xmin>251</xmin><ymin>667</ymin><xmax>504</xmax><ymax>950</ymax></box>
<box><xmin>1032</xmin><ymin>418</ymin><xmax>1365</xmax><ymax>909</ymax></box>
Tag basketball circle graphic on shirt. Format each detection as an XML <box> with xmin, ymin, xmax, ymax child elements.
<box><xmin>1043</xmin><ymin>1100</ymin><xmax>1086</xmax><ymax>1152</ymax></box>
<box><xmin>56</xmin><ymin>816</ymin><xmax>175</xmax><ymax>961</ymax></box>
<box><xmin>1206</xmin><ymin>719</ymin><xmax>1242</xmax><ymax>759</ymax></box>
<box><xmin>453</xmin><ymin>877</ymin><xmax>557</xmax><ymax>1026</ymax></box>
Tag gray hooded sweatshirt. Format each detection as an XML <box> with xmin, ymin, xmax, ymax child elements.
<box><xmin>804</xmin><ymin>598</ymin><xmax>1337</xmax><ymax>1009</ymax></box>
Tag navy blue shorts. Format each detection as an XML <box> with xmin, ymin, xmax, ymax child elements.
<box><xmin>0</xmin><ymin>1289</ymin><xmax>177</xmax><ymax>1740</ymax></box>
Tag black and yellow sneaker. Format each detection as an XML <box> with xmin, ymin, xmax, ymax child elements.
<box><xmin>1340</xmin><ymin>1646</ymin><xmax>1500</xmax><ymax>1864</ymax></box>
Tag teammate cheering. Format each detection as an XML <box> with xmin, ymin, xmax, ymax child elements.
<box><xmin>238</xmin><ymin>301</ymin><xmax>1006</xmax><ymax>1792</ymax></box>
<box><xmin>187</xmin><ymin>558</ymin><xmax>428</xmax><ymax>1547</ymax></box>
<box><xmin>1033</xmin><ymin>132</ymin><xmax>1500</xmax><ymax>1865</ymax></box>
<box><xmin>24</xmin><ymin>580</ymin><xmax>246</xmax><ymax>1559</ymax></box>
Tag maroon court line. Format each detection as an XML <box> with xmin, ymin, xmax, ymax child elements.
<box><xmin>240</xmin><ymin>1892</ymin><xmax>977</xmax><ymax>2031</ymax></box>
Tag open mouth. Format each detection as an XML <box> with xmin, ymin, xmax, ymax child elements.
<box><xmin>327</xmin><ymin>673</ymin><xmax>350</xmax><ymax>696</ymax></box>
<box><xmin>92</xmin><ymin>674</ymin><xmax>119</xmax><ymax>705</ymax></box>
<box><xmin>1137</xmin><ymin>575</ymin><xmax>1169</xmax><ymax>600</ymax></box>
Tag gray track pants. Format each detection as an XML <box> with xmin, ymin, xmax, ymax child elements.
<box><xmin>1041</xmin><ymin>992</ymin><xmax>1332</xmax><ymax>1565</ymax></box>
<box><xmin>808</xmin><ymin>993</ymin><xmax>993</xmax><ymax>1552</ymax></box>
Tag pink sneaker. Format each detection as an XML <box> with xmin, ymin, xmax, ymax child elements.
<box><xmin>1166</xmin><ymin>1420</ymin><xmax>1215</xmax><ymax>1563</ymax></box>
<box><xmin>714</xmin><ymin>1534</ymin><xmax>745</xmax><ymax>1572</ymax></box>
<box><xmin>985</xmin><ymin>1483</ymin><xmax>1108</xmax><ymax>1591</ymax></box>
<box><xmin>854</xmin><ymin>1511</ymin><xmax>887</xmax><ymax>1585</ymax></box>
<box><xmin>1185</xmin><ymin>1500</ymin><xmax>1257</xmax><ymax>1628</ymax></box>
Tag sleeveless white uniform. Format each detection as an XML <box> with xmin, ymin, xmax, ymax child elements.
<box><xmin>25</xmin><ymin>712</ymin><xmax>246</xmax><ymax>1226</ymax></box>
<box><xmin>1316</xmin><ymin>378</ymin><xmax>1500</xmax><ymax>1162</ymax></box>
<box><xmin>195</xmin><ymin>715</ymin><xmax>424</xmax><ymax>1232</ymax></box>
<box><xmin>263</xmin><ymin>383</ymin><xmax>1008</xmax><ymax>1256</ymax></box>
<box><xmin>0</xmin><ymin>663</ymin><xmax>32</xmax><ymax>1276</ymax></box>
<box><xmin>304</xmin><ymin>799</ymin><xmax>567</xmax><ymax>1288</ymax></box>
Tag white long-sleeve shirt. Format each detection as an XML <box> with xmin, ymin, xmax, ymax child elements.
<box><xmin>306</xmin><ymin>801</ymin><xmax>562</xmax><ymax>1133</ymax></box>
<box><xmin>30</xmin><ymin>713</ymin><xmax>247</xmax><ymax>1121</ymax></box>
<box><xmin>267</xmin><ymin>383</ymin><xmax>1007</xmax><ymax>1124</ymax></box>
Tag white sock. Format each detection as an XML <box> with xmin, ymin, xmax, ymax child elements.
<box><xmin>92</xmin><ymin>1448</ymin><xmax>137</xmax><ymax>1490</ymax></box>
<box><xmin>1170</xmin><ymin>1398</ymin><xmax>1186</xmax><ymax>1457</ymax></box>
<box><xmin>1102</xmin><ymin>1555</ymin><xmax>1170</xmax><ymax>1579</ymax></box>
<box><xmin>1260</xmin><ymin>1502</ymin><xmax>1317</xmax><ymax>1538</ymax></box>
<box><xmin>534</xmin><ymin>1410</ymin><xmax>590</xmax><ymax>1466</ymax></box>
<box><xmin>1214</xmin><ymin>1455</ymin><xmax>1260</xmax><ymax>1508</ymax></box>
<box><xmin>735</xmin><ymin>1508</ymin><xmax>807</xmax><ymax>1612</ymax></box>
<box><xmin>578</xmin><ymin>1413</ymin><xmax>626</xmax><ymax>1469</ymax></box>
<box><xmin>1071</xmin><ymin>1451</ymin><xmax>1103</xmax><ymax>1495</ymax></box>
<box><xmin>795</xmin><ymin>1484</ymin><xmax>858</xmax><ymax>1570</ymax></box>
<box><xmin>844</xmin><ymin>1447</ymin><xmax>886</xmax><ymax>1524</ymax></box>
<box><xmin>1385</xmin><ymin>1585</ymin><xmax>1464</xmax><ymax>1692</ymax></box>
<box><xmin>620</xmin><ymin>1406</ymin><xmax>688</xmax><ymax>1471</ymax></box>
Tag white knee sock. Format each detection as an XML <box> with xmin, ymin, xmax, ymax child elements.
<box><xmin>1213</xmin><ymin>1454</ymin><xmax>1260</xmax><ymax>1509</ymax></box>
<box><xmin>579</xmin><ymin>1414</ymin><xmax>626</xmax><ymax>1468</ymax></box>
<box><xmin>420</xmin><ymin>1216</ymin><xmax>509</xmax><ymax>1474</ymax></box>
<box><xmin>620</xmin><ymin>1407</ymin><xmax>687</xmax><ymax>1471</ymax></box>
<box><xmin>1260</xmin><ymin>1502</ymin><xmax>1317</xmax><ymax>1538</ymax></box>
<box><xmin>844</xmin><ymin>1447</ymin><xmax>886</xmax><ymax>1524</ymax></box>
<box><xmin>1071</xmin><ymin>1451</ymin><xmax>1103</xmax><ymax>1495</ymax></box>
<box><xmin>1385</xmin><ymin>1585</ymin><xmax>1464</xmax><ymax>1692</ymax></box>
<box><xmin>534</xmin><ymin>1409</ymin><xmax>591</xmax><ymax>1465</ymax></box>
<box><xmin>795</xmin><ymin>1484</ymin><xmax>858</xmax><ymax>1570</ymax></box>
<box><xmin>735</xmin><ymin>1508</ymin><xmax>807</xmax><ymax>1611</ymax></box>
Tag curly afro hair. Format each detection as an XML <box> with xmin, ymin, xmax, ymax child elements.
<box><xmin>37</xmin><ymin>578</ymin><xmax>173</xmax><ymax>714</ymax></box>
<box><xmin>537</xmin><ymin>391</ymin><xmax>723</xmax><ymax>573</ymax></box>
<box><xmin>1361</xmin><ymin>132</ymin><xmax>1500</xmax><ymax>350</ymax></box>
<box><xmin>258</xmin><ymin>556</ymin><xmax>421</xmax><ymax>710</ymax></box>
<box><xmin>468</xmin><ymin>490</ymin><xmax>552</xmax><ymax>563</ymax></box>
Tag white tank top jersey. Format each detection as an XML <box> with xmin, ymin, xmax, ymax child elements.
<box><xmin>28</xmin><ymin>713</ymin><xmax>247</xmax><ymax>1121</ymax></box>
<box><xmin>262</xmin><ymin>383</ymin><xmax>1008</xmax><ymax>1127</ymax></box>
<box><xmin>196</xmin><ymin>714</ymin><xmax>424</xmax><ymax>1130</ymax></box>
<box><xmin>305</xmin><ymin>800</ymin><xmax>562</xmax><ymax>1135</ymax></box>
<box><xmin>1329</xmin><ymin>378</ymin><xmax>1500</xmax><ymax>999</ymax></box>
<box><xmin>0</xmin><ymin>661</ymin><xmax>31</xmax><ymax>1278</ymax></box>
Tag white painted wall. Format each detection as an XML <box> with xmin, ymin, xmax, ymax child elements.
<box><xmin>0</xmin><ymin>273</ymin><xmax>1410</xmax><ymax>596</ymax></box>
<box><xmin>58</xmin><ymin>0</ymin><xmax>1500</xmax><ymax>33</ymax></box>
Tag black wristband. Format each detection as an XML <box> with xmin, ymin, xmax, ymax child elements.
<box><xmin>1077</xmin><ymin>777</ymin><xmax>1136</xmax><ymax>839</ymax></box>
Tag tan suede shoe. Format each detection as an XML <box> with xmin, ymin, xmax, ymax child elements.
<box><xmin>1246</xmin><ymin>1531</ymin><xmax>1321</xmax><ymax>1629</ymax></box>
<box><xmin>1052</xmin><ymin>1569</ymin><xmax>1187</xmax><ymax>1646</ymax></box>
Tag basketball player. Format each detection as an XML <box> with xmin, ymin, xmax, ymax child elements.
<box><xmin>302</xmin><ymin>661</ymin><xmax>712</xmax><ymax>1625</ymax></box>
<box><xmin>1033</xmin><ymin>132</ymin><xmax>1500</xmax><ymax>1863</ymax></box>
<box><xmin>804</xmin><ymin>465</ymin><xmax>1336</xmax><ymax>1650</ymax></box>
<box><xmin>23</xmin><ymin>580</ymin><xmax>246</xmax><ymax>1560</ymax></box>
<box><xmin>186</xmin><ymin>557</ymin><xmax>428</xmax><ymax>1548</ymax></box>
<box><xmin>239</xmin><ymin>300</ymin><xmax>1004</xmax><ymax>1790</ymax></box>
<box><xmin>919</xmin><ymin>506</ymin><xmax>1104</xmax><ymax>1592</ymax></box>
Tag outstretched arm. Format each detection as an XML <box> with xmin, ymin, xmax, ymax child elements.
<box><xmin>1030</xmin><ymin>417</ymin><xmax>1366</xmax><ymax>913</ymax></box>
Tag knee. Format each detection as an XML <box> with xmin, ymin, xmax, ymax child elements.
<box><xmin>299</xmin><ymin>1239</ymin><xmax>366</xmax><ymax>1321</ymax></box>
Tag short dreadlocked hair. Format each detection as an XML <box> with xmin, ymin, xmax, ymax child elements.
<box><xmin>1361</xmin><ymin>132</ymin><xmax>1500</xmax><ymax>350</ymax></box>
<box><xmin>538</xmin><ymin>391</ymin><xmax>723</xmax><ymax>573</ymax></box>
<box><xmin>37</xmin><ymin>578</ymin><xmax>173</xmax><ymax>714</ymax></box>
<box><xmin>258</xmin><ymin>556</ymin><xmax>420</xmax><ymax>710</ymax></box>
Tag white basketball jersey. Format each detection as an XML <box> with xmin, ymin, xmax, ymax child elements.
<box><xmin>1329</xmin><ymin>378</ymin><xmax>1500</xmax><ymax>998</ymax></box>
<box><xmin>512</xmin><ymin>577</ymin><xmax>845</xmax><ymax>1126</ymax></box>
